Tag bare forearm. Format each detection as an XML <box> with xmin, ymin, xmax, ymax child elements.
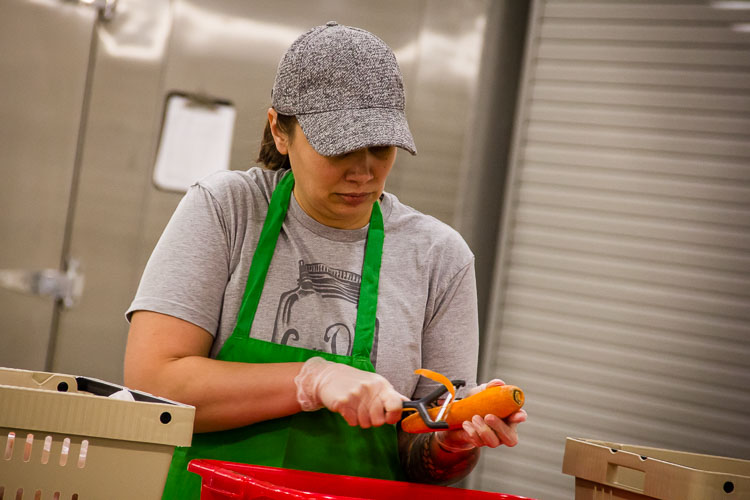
<box><xmin>192</xmin><ymin>359</ymin><xmax>305</xmax><ymax>432</ymax></box>
<box><xmin>125</xmin><ymin>311</ymin><xmax>309</xmax><ymax>433</ymax></box>
<box><xmin>398</xmin><ymin>430</ymin><xmax>479</xmax><ymax>485</ymax></box>
<box><xmin>127</xmin><ymin>355</ymin><xmax>304</xmax><ymax>433</ymax></box>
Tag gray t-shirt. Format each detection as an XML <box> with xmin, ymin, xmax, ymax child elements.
<box><xmin>127</xmin><ymin>167</ymin><xmax>478</xmax><ymax>399</ymax></box>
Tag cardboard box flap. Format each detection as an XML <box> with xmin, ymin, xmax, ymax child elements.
<box><xmin>563</xmin><ymin>437</ymin><xmax>750</xmax><ymax>500</ymax></box>
<box><xmin>0</xmin><ymin>367</ymin><xmax>194</xmax><ymax>447</ymax></box>
<box><xmin>584</xmin><ymin>438</ymin><xmax>750</xmax><ymax>477</ymax></box>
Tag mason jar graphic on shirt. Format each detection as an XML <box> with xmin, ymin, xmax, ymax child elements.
<box><xmin>272</xmin><ymin>260</ymin><xmax>379</xmax><ymax>367</ymax></box>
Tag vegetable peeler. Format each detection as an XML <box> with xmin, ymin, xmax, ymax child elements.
<box><xmin>402</xmin><ymin>379</ymin><xmax>465</xmax><ymax>429</ymax></box>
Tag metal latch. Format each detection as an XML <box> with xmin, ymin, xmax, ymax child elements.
<box><xmin>78</xmin><ymin>0</ymin><xmax>117</xmax><ymax>21</ymax></box>
<box><xmin>0</xmin><ymin>259</ymin><xmax>85</xmax><ymax>309</ymax></box>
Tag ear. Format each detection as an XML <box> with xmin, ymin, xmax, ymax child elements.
<box><xmin>267</xmin><ymin>108</ymin><xmax>290</xmax><ymax>155</ymax></box>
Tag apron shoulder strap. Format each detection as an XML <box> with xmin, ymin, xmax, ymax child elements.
<box><xmin>233</xmin><ymin>170</ymin><xmax>295</xmax><ymax>336</ymax></box>
<box><xmin>230</xmin><ymin>169</ymin><xmax>384</xmax><ymax>367</ymax></box>
<box><xmin>351</xmin><ymin>201</ymin><xmax>383</xmax><ymax>362</ymax></box>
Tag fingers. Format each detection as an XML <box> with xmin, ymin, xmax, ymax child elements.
<box><xmin>331</xmin><ymin>376</ymin><xmax>404</xmax><ymax>428</ymax></box>
<box><xmin>484</xmin><ymin>414</ymin><xmax>519</xmax><ymax>447</ymax></box>
<box><xmin>327</xmin><ymin>382</ymin><xmax>375</xmax><ymax>427</ymax></box>
<box><xmin>467</xmin><ymin>378</ymin><xmax>506</xmax><ymax>397</ymax></box>
<box><xmin>463</xmin><ymin>415</ymin><xmax>502</xmax><ymax>448</ymax></box>
<box><xmin>339</xmin><ymin>406</ymin><xmax>359</xmax><ymax>427</ymax></box>
<box><xmin>353</xmin><ymin>381</ymin><xmax>403</xmax><ymax>428</ymax></box>
<box><xmin>358</xmin><ymin>398</ymin><xmax>374</xmax><ymax>428</ymax></box>
<box><xmin>460</xmin><ymin>421</ymin><xmax>484</xmax><ymax>448</ymax></box>
<box><xmin>460</xmin><ymin>410</ymin><xmax>526</xmax><ymax>449</ymax></box>
<box><xmin>363</xmin><ymin>386</ymin><xmax>406</xmax><ymax>427</ymax></box>
<box><xmin>347</xmin><ymin>382</ymin><xmax>383</xmax><ymax>428</ymax></box>
<box><xmin>506</xmin><ymin>409</ymin><xmax>528</xmax><ymax>424</ymax></box>
<box><xmin>383</xmin><ymin>392</ymin><xmax>408</xmax><ymax>426</ymax></box>
<box><xmin>485</xmin><ymin>378</ymin><xmax>505</xmax><ymax>388</ymax></box>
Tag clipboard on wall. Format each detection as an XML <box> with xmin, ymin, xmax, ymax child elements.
<box><xmin>153</xmin><ymin>92</ymin><xmax>236</xmax><ymax>192</ymax></box>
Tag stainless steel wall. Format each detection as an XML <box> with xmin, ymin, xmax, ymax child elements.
<box><xmin>0</xmin><ymin>0</ymin><xmax>98</xmax><ymax>370</ymax></box>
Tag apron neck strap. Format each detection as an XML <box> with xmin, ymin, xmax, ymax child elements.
<box><xmin>351</xmin><ymin>201</ymin><xmax>383</xmax><ymax>361</ymax></box>
<box><xmin>234</xmin><ymin>169</ymin><xmax>384</xmax><ymax>362</ymax></box>
<box><xmin>233</xmin><ymin>170</ymin><xmax>294</xmax><ymax>336</ymax></box>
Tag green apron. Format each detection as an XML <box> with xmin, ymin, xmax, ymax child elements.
<box><xmin>162</xmin><ymin>171</ymin><xmax>402</xmax><ymax>499</ymax></box>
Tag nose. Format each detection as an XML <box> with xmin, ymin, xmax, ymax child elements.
<box><xmin>343</xmin><ymin>149</ymin><xmax>375</xmax><ymax>183</ymax></box>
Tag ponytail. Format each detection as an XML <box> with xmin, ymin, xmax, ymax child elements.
<box><xmin>256</xmin><ymin>112</ymin><xmax>297</xmax><ymax>170</ymax></box>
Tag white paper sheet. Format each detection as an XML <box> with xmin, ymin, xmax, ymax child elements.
<box><xmin>153</xmin><ymin>94</ymin><xmax>236</xmax><ymax>192</ymax></box>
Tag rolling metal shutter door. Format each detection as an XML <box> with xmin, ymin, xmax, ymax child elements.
<box><xmin>469</xmin><ymin>1</ymin><xmax>750</xmax><ymax>499</ymax></box>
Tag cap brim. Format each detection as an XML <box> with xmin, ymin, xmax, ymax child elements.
<box><xmin>296</xmin><ymin>107</ymin><xmax>417</xmax><ymax>157</ymax></box>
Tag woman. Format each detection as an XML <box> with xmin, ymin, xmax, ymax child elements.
<box><xmin>124</xmin><ymin>22</ymin><xmax>526</xmax><ymax>498</ymax></box>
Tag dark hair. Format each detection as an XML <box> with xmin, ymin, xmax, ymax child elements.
<box><xmin>256</xmin><ymin>112</ymin><xmax>297</xmax><ymax>170</ymax></box>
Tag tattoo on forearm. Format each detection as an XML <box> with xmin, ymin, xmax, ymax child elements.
<box><xmin>398</xmin><ymin>430</ymin><xmax>480</xmax><ymax>485</ymax></box>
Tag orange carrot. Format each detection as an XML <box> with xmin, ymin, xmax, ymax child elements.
<box><xmin>401</xmin><ymin>384</ymin><xmax>524</xmax><ymax>433</ymax></box>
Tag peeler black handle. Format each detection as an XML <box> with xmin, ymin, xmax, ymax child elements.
<box><xmin>402</xmin><ymin>379</ymin><xmax>465</xmax><ymax>429</ymax></box>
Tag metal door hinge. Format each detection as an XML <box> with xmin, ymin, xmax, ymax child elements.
<box><xmin>0</xmin><ymin>259</ymin><xmax>85</xmax><ymax>309</ymax></box>
<box><xmin>78</xmin><ymin>0</ymin><xmax>117</xmax><ymax>21</ymax></box>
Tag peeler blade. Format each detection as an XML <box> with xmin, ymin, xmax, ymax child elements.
<box><xmin>401</xmin><ymin>379</ymin><xmax>465</xmax><ymax>429</ymax></box>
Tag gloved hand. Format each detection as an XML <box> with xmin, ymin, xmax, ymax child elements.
<box><xmin>433</xmin><ymin>379</ymin><xmax>528</xmax><ymax>452</ymax></box>
<box><xmin>294</xmin><ymin>357</ymin><xmax>407</xmax><ymax>428</ymax></box>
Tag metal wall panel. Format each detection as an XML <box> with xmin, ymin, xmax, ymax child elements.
<box><xmin>453</xmin><ymin>0</ymin><xmax>530</xmax><ymax>352</ymax></box>
<box><xmin>470</xmin><ymin>1</ymin><xmax>750</xmax><ymax>498</ymax></box>
<box><xmin>0</xmin><ymin>0</ymin><xmax>97</xmax><ymax>370</ymax></box>
<box><xmin>51</xmin><ymin>0</ymin><xmax>174</xmax><ymax>380</ymax></box>
<box><xmin>387</xmin><ymin>0</ymin><xmax>490</xmax><ymax>224</ymax></box>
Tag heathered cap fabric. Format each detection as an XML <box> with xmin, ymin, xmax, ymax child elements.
<box><xmin>271</xmin><ymin>22</ymin><xmax>417</xmax><ymax>156</ymax></box>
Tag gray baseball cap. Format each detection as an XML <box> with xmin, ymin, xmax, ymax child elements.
<box><xmin>271</xmin><ymin>22</ymin><xmax>417</xmax><ymax>157</ymax></box>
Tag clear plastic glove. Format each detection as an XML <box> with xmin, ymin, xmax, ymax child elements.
<box><xmin>294</xmin><ymin>357</ymin><xmax>407</xmax><ymax>428</ymax></box>
<box><xmin>434</xmin><ymin>379</ymin><xmax>528</xmax><ymax>452</ymax></box>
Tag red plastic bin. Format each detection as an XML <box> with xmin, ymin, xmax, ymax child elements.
<box><xmin>189</xmin><ymin>459</ymin><xmax>536</xmax><ymax>500</ymax></box>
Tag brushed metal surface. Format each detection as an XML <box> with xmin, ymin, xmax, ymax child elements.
<box><xmin>389</xmin><ymin>0</ymin><xmax>489</xmax><ymax>224</ymax></box>
<box><xmin>0</xmin><ymin>0</ymin><xmax>97</xmax><ymax>370</ymax></box>
<box><xmin>52</xmin><ymin>0</ymin><xmax>174</xmax><ymax>380</ymax></box>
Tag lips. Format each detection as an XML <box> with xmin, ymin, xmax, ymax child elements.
<box><xmin>337</xmin><ymin>192</ymin><xmax>371</xmax><ymax>205</ymax></box>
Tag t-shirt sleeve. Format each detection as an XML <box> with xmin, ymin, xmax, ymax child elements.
<box><xmin>415</xmin><ymin>258</ymin><xmax>480</xmax><ymax>399</ymax></box>
<box><xmin>126</xmin><ymin>183</ymin><xmax>231</xmax><ymax>336</ymax></box>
